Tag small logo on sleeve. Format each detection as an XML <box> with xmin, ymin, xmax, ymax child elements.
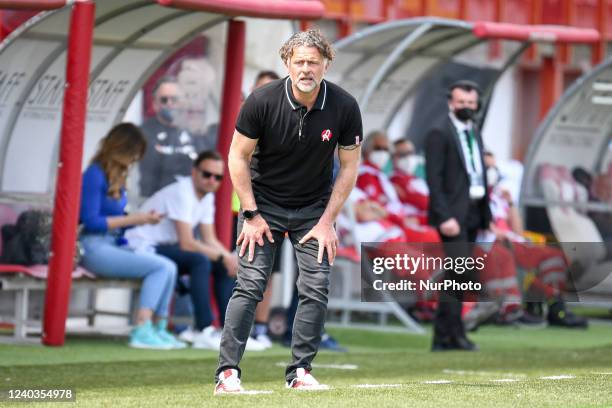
<box><xmin>321</xmin><ymin>129</ymin><xmax>332</xmax><ymax>142</ymax></box>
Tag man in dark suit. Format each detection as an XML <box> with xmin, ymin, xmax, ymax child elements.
<box><xmin>424</xmin><ymin>80</ymin><xmax>492</xmax><ymax>351</ymax></box>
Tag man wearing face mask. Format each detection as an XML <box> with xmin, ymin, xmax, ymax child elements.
<box><xmin>357</xmin><ymin>131</ymin><xmax>439</xmax><ymax>243</ymax></box>
<box><xmin>424</xmin><ymin>80</ymin><xmax>492</xmax><ymax>351</ymax></box>
<box><xmin>390</xmin><ymin>138</ymin><xmax>430</xmax><ymax>226</ymax></box>
<box><xmin>471</xmin><ymin>151</ymin><xmax>587</xmax><ymax>329</ymax></box>
<box><xmin>139</xmin><ymin>76</ymin><xmax>198</xmax><ymax>198</ymax></box>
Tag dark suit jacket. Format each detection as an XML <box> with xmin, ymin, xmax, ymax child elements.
<box><xmin>424</xmin><ymin>117</ymin><xmax>492</xmax><ymax>230</ymax></box>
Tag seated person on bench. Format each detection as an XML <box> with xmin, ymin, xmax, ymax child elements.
<box><xmin>79</xmin><ymin>123</ymin><xmax>185</xmax><ymax>350</ymax></box>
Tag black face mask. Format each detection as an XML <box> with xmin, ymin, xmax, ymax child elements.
<box><xmin>454</xmin><ymin>107</ymin><xmax>476</xmax><ymax>122</ymax></box>
<box><xmin>159</xmin><ymin>107</ymin><xmax>175</xmax><ymax>124</ymax></box>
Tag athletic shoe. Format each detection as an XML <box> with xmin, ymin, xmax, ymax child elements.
<box><xmin>193</xmin><ymin>326</ymin><xmax>222</xmax><ymax>350</ymax></box>
<box><xmin>253</xmin><ymin>333</ymin><xmax>273</xmax><ymax>349</ymax></box>
<box><xmin>245</xmin><ymin>336</ymin><xmax>267</xmax><ymax>351</ymax></box>
<box><xmin>214</xmin><ymin>369</ymin><xmax>244</xmax><ymax>395</ymax></box>
<box><xmin>516</xmin><ymin>311</ymin><xmax>547</xmax><ymax>328</ymax></box>
<box><xmin>155</xmin><ymin>319</ymin><xmax>187</xmax><ymax>349</ymax></box>
<box><xmin>129</xmin><ymin>320</ymin><xmax>173</xmax><ymax>350</ymax></box>
<box><xmin>178</xmin><ymin>327</ymin><xmax>196</xmax><ymax>343</ymax></box>
<box><xmin>286</xmin><ymin>368</ymin><xmax>329</xmax><ymax>390</ymax></box>
<box><xmin>548</xmin><ymin>300</ymin><xmax>588</xmax><ymax>328</ymax></box>
<box><xmin>432</xmin><ymin>335</ymin><xmax>479</xmax><ymax>352</ymax></box>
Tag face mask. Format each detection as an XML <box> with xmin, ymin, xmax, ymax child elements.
<box><xmin>396</xmin><ymin>155</ymin><xmax>419</xmax><ymax>175</ymax></box>
<box><xmin>159</xmin><ymin>107</ymin><xmax>175</xmax><ymax>124</ymax></box>
<box><xmin>368</xmin><ymin>150</ymin><xmax>390</xmax><ymax>170</ymax></box>
<box><xmin>454</xmin><ymin>107</ymin><xmax>476</xmax><ymax>123</ymax></box>
<box><xmin>486</xmin><ymin>166</ymin><xmax>500</xmax><ymax>187</ymax></box>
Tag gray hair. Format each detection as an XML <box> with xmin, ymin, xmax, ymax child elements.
<box><xmin>279</xmin><ymin>29</ymin><xmax>335</xmax><ymax>64</ymax></box>
<box><xmin>362</xmin><ymin>130</ymin><xmax>387</xmax><ymax>156</ymax></box>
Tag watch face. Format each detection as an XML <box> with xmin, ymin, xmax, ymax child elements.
<box><xmin>244</xmin><ymin>210</ymin><xmax>254</xmax><ymax>219</ymax></box>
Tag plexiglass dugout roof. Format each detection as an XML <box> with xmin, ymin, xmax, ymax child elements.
<box><xmin>328</xmin><ymin>18</ymin><xmax>599</xmax><ymax>141</ymax></box>
<box><xmin>0</xmin><ymin>0</ymin><xmax>323</xmax><ymax>196</ymax></box>
<box><xmin>521</xmin><ymin>57</ymin><xmax>612</xmax><ymax>207</ymax></box>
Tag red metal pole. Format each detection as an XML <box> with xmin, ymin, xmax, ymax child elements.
<box><xmin>337</xmin><ymin>0</ymin><xmax>351</xmax><ymax>38</ymax></box>
<box><xmin>0</xmin><ymin>0</ymin><xmax>67</xmax><ymax>9</ymax></box>
<box><xmin>420</xmin><ymin>0</ymin><xmax>429</xmax><ymax>16</ymax></box>
<box><xmin>527</xmin><ymin>0</ymin><xmax>542</xmax><ymax>61</ymax></box>
<box><xmin>382</xmin><ymin>0</ymin><xmax>395</xmax><ymax>20</ymax></box>
<box><xmin>559</xmin><ymin>0</ymin><xmax>574</xmax><ymax>64</ymax></box>
<box><xmin>539</xmin><ymin>55</ymin><xmax>563</xmax><ymax>120</ymax></box>
<box><xmin>157</xmin><ymin>0</ymin><xmax>324</xmax><ymax>20</ymax></box>
<box><xmin>458</xmin><ymin>0</ymin><xmax>468</xmax><ymax>20</ymax></box>
<box><xmin>42</xmin><ymin>0</ymin><xmax>95</xmax><ymax>346</ymax></box>
<box><xmin>215</xmin><ymin>20</ymin><xmax>245</xmax><ymax>249</ymax></box>
<box><xmin>489</xmin><ymin>0</ymin><xmax>504</xmax><ymax>59</ymax></box>
<box><xmin>593</xmin><ymin>0</ymin><xmax>608</xmax><ymax>64</ymax></box>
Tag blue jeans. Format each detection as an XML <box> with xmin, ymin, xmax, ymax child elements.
<box><xmin>156</xmin><ymin>244</ymin><xmax>235</xmax><ymax>330</ymax></box>
<box><xmin>80</xmin><ymin>234</ymin><xmax>178</xmax><ymax>318</ymax></box>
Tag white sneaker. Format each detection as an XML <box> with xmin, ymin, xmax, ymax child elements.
<box><xmin>192</xmin><ymin>326</ymin><xmax>222</xmax><ymax>350</ymax></box>
<box><xmin>286</xmin><ymin>368</ymin><xmax>329</xmax><ymax>390</ymax></box>
<box><xmin>178</xmin><ymin>327</ymin><xmax>195</xmax><ymax>343</ymax></box>
<box><xmin>214</xmin><ymin>369</ymin><xmax>244</xmax><ymax>395</ymax></box>
<box><xmin>254</xmin><ymin>333</ymin><xmax>273</xmax><ymax>349</ymax></box>
<box><xmin>245</xmin><ymin>336</ymin><xmax>267</xmax><ymax>351</ymax></box>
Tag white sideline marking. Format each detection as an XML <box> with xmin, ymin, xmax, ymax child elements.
<box><xmin>539</xmin><ymin>375</ymin><xmax>575</xmax><ymax>380</ymax></box>
<box><xmin>592</xmin><ymin>372</ymin><xmax>612</xmax><ymax>375</ymax></box>
<box><xmin>289</xmin><ymin>385</ymin><xmax>331</xmax><ymax>391</ymax></box>
<box><xmin>443</xmin><ymin>369</ymin><xmax>526</xmax><ymax>378</ymax></box>
<box><xmin>352</xmin><ymin>384</ymin><xmax>402</xmax><ymax>389</ymax></box>
<box><xmin>275</xmin><ymin>362</ymin><xmax>358</xmax><ymax>370</ymax></box>
<box><xmin>217</xmin><ymin>390</ymin><xmax>274</xmax><ymax>396</ymax></box>
<box><xmin>491</xmin><ymin>379</ymin><xmax>519</xmax><ymax>383</ymax></box>
<box><xmin>423</xmin><ymin>380</ymin><xmax>453</xmax><ymax>384</ymax></box>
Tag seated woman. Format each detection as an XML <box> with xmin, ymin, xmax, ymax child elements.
<box><xmin>79</xmin><ymin>123</ymin><xmax>184</xmax><ymax>349</ymax></box>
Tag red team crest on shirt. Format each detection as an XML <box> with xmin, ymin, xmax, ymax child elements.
<box><xmin>321</xmin><ymin>129</ymin><xmax>332</xmax><ymax>142</ymax></box>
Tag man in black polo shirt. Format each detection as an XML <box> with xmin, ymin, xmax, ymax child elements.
<box><xmin>214</xmin><ymin>29</ymin><xmax>362</xmax><ymax>394</ymax></box>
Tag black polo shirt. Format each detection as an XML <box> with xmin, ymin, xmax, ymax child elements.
<box><xmin>235</xmin><ymin>76</ymin><xmax>363</xmax><ymax>208</ymax></box>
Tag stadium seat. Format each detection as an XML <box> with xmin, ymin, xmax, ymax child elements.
<box><xmin>329</xmin><ymin>200</ymin><xmax>424</xmax><ymax>333</ymax></box>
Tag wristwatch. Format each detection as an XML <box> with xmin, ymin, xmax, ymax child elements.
<box><xmin>216</xmin><ymin>253</ymin><xmax>224</xmax><ymax>263</ymax></box>
<box><xmin>243</xmin><ymin>209</ymin><xmax>259</xmax><ymax>220</ymax></box>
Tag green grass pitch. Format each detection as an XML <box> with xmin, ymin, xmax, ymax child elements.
<box><xmin>1</xmin><ymin>323</ymin><xmax>611</xmax><ymax>407</ymax></box>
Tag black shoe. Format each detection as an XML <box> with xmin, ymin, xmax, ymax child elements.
<box><xmin>516</xmin><ymin>311</ymin><xmax>547</xmax><ymax>327</ymax></box>
<box><xmin>453</xmin><ymin>335</ymin><xmax>479</xmax><ymax>351</ymax></box>
<box><xmin>548</xmin><ymin>300</ymin><xmax>588</xmax><ymax>328</ymax></box>
<box><xmin>525</xmin><ymin>301</ymin><xmax>544</xmax><ymax>318</ymax></box>
<box><xmin>431</xmin><ymin>337</ymin><xmax>455</xmax><ymax>352</ymax></box>
<box><xmin>432</xmin><ymin>335</ymin><xmax>478</xmax><ymax>352</ymax></box>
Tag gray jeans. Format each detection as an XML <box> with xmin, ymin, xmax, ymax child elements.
<box><xmin>216</xmin><ymin>194</ymin><xmax>330</xmax><ymax>383</ymax></box>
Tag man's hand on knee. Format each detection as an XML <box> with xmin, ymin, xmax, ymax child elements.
<box><xmin>299</xmin><ymin>222</ymin><xmax>338</xmax><ymax>265</ymax></box>
<box><xmin>237</xmin><ymin>215</ymin><xmax>274</xmax><ymax>262</ymax></box>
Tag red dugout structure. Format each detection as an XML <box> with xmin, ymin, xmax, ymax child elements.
<box><xmin>0</xmin><ymin>0</ymin><xmax>600</xmax><ymax>344</ymax></box>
